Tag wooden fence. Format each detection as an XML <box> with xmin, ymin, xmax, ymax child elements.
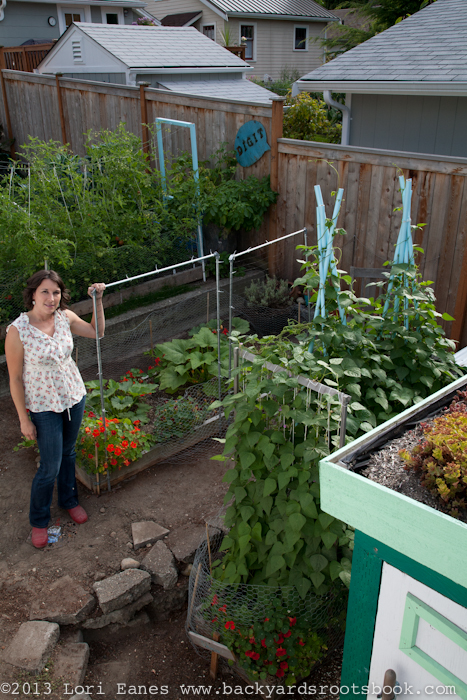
<box><xmin>265</xmin><ymin>139</ymin><xmax>467</xmax><ymax>346</ymax></box>
<box><xmin>2</xmin><ymin>70</ymin><xmax>467</xmax><ymax>345</ymax></box>
<box><xmin>0</xmin><ymin>44</ymin><xmax>54</xmax><ymax>73</ymax></box>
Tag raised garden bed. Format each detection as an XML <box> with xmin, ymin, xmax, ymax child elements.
<box><xmin>76</xmin><ymin>412</ymin><xmax>225</xmax><ymax>494</ymax></box>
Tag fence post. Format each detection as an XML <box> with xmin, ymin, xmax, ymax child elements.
<box><xmin>0</xmin><ymin>69</ymin><xmax>15</xmax><ymax>158</ymax></box>
<box><xmin>139</xmin><ymin>82</ymin><xmax>150</xmax><ymax>158</ymax></box>
<box><xmin>268</xmin><ymin>96</ymin><xmax>285</xmax><ymax>277</ymax></box>
<box><xmin>451</xmin><ymin>245</ymin><xmax>467</xmax><ymax>344</ymax></box>
<box><xmin>55</xmin><ymin>73</ymin><xmax>68</xmax><ymax>147</ymax></box>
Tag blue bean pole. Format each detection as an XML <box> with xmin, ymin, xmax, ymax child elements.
<box><xmin>92</xmin><ymin>288</ymin><xmax>111</xmax><ymax>492</ymax></box>
<box><xmin>309</xmin><ymin>187</ymin><xmax>345</xmax><ymax>353</ymax></box>
<box><xmin>382</xmin><ymin>177</ymin><xmax>415</xmax><ymax>328</ymax></box>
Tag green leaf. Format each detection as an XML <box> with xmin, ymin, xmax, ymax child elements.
<box><xmin>239</xmin><ymin>451</ymin><xmax>256</xmax><ymax>469</ymax></box>
<box><xmin>240</xmin><ymin>506</ymin><xmax>255</xmax><ymax>522</ymax></box>
<box><xmin>309</xmin><ymin>554</ymin><xmax>328</xmax><ymax>572</ymax></box>
<box><xmin>289</xmin><ymin>513</ymin><xmax>306</xmax><ymax>532</ymax></box>
<box><xmin>299</xmin><ymin>493</ymin><xmax>318</xmax><ymax>519</ymax></box>
<box><xmin>234</xmin><ymin>487</ymin><xmax>247</xmax><ymax>504</ymax></box>
<box><xmin>295</xmin><ymin>575</ymin><xmax>311</xmax><ymax>599</ymax></box>
<box><xmin>265</xmin><ymin>555</ymin><xmax>286</xmax><ymax>577</ymax></box>
<box><xmin>329</xmin><ymin>560</ymin><xmax>343</xmax><ymax>581</ymax></box>
<box><xmin>339</xmin><ymin>570</ymin><xmax>351</xmax><ymax>587</ymax></box>
<box><xmin>278</xmin><ymin>471</ymin><xmax>292</xmax><ymax>490</ymax></box>
<box><xmin>222</xmin><ymin>468</ymin><xmax>238</xmax><ymax>481</ymax></box>
<box><xmin>310</xmin><ymin>571</ymin><xmax>325</xmax><ymax>589</ymax></box>
<box><xmin>321</xmin><ymin>531</ymin><xmax>338</xmax><ymax>549</ymax></box>
<box><xmin>318</xmin><ymin>513</ymin><xmax>334</xmax><ymax>529</ymax></box>
<box><xmin>263</xmin><ymin>478</ymin><xmax>277</xmax><ymax>497</ymax></box>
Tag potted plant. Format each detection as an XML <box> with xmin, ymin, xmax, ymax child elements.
<box><xmin>242</xmin><ymin>275</ymin><xmax>294</xmax><ymax>335</ymax></box>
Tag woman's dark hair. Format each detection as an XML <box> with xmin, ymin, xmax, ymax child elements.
<box><xmin>23</xmin><ymin>270</ymin><xmax>71</xmax><ymax>310</ymax></box>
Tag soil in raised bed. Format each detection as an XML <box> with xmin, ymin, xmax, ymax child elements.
<box><xmin>360</xmin><ymin>405</ymin><xmax>467</xmax><ymax>524</ymax></box>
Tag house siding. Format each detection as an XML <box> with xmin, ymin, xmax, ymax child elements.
<box><xmin>350</xmin><ymin>94</ymin><xmax>467</xmax><ymax>158</ymax></box>
<box><xmin>62</xmin><ymin>72</ymin><xmax>127</xmax><ymax>83</ymax></box>
<box><xmin>227</xmin><ymin>18</ymin><xmax>324</xmax><ymax>79</ymax></box>
<box><xmin>0</xmin><ymin>1</ymin><xmax>60</xmax><ymax>47</ymax></box>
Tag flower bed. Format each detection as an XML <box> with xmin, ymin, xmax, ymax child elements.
<box><xmin>187</xmin><ymin>531</ymin><xmax>347</xmax><ymax>686</ymax></box>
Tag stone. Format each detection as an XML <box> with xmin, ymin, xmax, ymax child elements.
<box><xmin>29</xmin><ymin>576</ymin><xmax>95</xmax><ymax>625</ymax></box>
<box><xmin>100</xmin><ymin>508</ymin><xmax>106</xmax><ymax>513</ymax></box>
<box><xmin>83</xmin><ymin>612</ymin><xmax>150</xmax><ymax>645</ymax></box>
<box><xmin>94</xmin><ymin>572</ymin><xmax>106</xmax><ymax>582</ymax></box>
<box><xmin>93</xmin><ymin>569</ymin><xmax>151</xmax><ymax>614</ymax></box>
<box><xmin>53</xmin><ymin>643</ymin><xmax>90</xmax><ymax>686</ymax></box>
<box><xmin>141</xmin><ymin>541</ymin><xmax>178</xmax><ymax>590</ymax></box>
<box><xmin>121</xmin><ymin>558</ymin><xmax>140</xmax><ymax>571</ymax></box>
<box><xmin>70</xmin><ymin>695</ymin><xmax>92</xmax><ymax>700</ymax></box>
<box><xmin>82</xmin><ymin>592</ymin><xmax>153</xmax><ymax>629</ymax></box>
<box><xmin>4</xmin><ymin>621</ymin><xmax>60</xmax><ymax>673</ymax></box>
<box><xmin>131</xmin><ymin>521</ymin><xmax>169</xmax><ymax>550</ymax></box>
<box><xmin>146</xmin><ymin>578</ymin><xmax>188</xmax><ymax>623</ymax></box>
<box><xmin>165</xmin><ymin>524</ymin><xmax>218</xmax><ymax>564</ymax></box>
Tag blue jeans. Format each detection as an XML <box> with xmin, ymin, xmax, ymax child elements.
<box><xmin>29</xmin><ymin>396</ymin><xmax>86</xmax><ymax>528</ymax></box>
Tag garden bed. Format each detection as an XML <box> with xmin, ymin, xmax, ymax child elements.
<box><xmin>75</xmin><ymin>413</ymin><xmax>225</xmax><ymax>493</ymax></box>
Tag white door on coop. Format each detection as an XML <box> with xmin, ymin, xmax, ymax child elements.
<box><xmin>367</xmin><ymin>563</ymin><xmax>467</xmax><ymax>700</ymax></box>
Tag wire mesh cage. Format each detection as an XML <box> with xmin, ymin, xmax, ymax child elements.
<box><xmin>187</xmin><ymin>525</ymin><xmax>348</xmax><ymax>685</ymax></box>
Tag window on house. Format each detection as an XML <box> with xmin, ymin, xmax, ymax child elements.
<box><xmin>106</xmin><ymin>13</ymin><xmax>119</xmax><ymax>24</ymax></box>
<box><xmin>203</xmin><ymin>25</ymin><xmax>215</xmax><ymax>40</ymax></box>
<box><xmin>294</xmin><ymin>26</ymin><xmax>307</xmax><ymax>50</ymax></box>
<box><xmin>241</xmin><ymin>25</ymin><xmax>254</xmax><ymax>60</ymax></box>
<box><xmin>65</xmin><ymin>12</ymin><xmax>82</xmax><ymax>27</ymax></box>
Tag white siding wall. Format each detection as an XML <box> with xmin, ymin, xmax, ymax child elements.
<box><xmin>145</xmin><ymin>0</ymin><xmax>219</xmax><ymax>25</ymax></box>
<box><xmin>227</xmin><ymin>19</ymin><xmax>325</xmax><ymax>79</ymax></box>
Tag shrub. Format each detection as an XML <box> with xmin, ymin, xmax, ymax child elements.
<box><xmin>283</xmin><ymin>93</ymin><xmax>342</xmax><ymax>144</ymax></box>
<box><xmin>244</xmin><ymin>276</ymin><xmax>291</xmax><ymax>308</ymax></box>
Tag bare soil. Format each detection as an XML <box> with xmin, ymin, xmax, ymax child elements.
<box><xmin>0</xmin><ymin>395</ymin><xmax>342</xmax><ymax>699</ymax></box>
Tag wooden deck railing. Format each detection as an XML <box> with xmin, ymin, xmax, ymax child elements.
<box><xmin>0</xmin><ymin>44</ymin><xmax>54</xmax><ymax>72</ymax></box>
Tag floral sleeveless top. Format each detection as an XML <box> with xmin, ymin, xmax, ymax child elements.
<box><xmin>7</xmin><ymin>310</ymin><xmax>86</xmax><ymax>413</ymax></box>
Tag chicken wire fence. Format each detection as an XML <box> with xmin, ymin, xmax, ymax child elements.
<box><xmin>186</xmin><ymin>526</ymin><xmax>347</xmax><ymax>682</ymax></box>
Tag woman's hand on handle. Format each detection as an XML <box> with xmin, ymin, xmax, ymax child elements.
<box><xmin>87</xmin><ymin>283</ymin><xmax>106</xmax><ymax>299</ymax></box>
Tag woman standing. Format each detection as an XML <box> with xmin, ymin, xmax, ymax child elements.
<box><xmin>5</xmin><ymin>270</ymin><xmax>105</xmax><ymax>548</ymax></box>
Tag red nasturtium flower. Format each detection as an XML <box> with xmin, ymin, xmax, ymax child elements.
<box><xmin>123</xmin><ymin>459</ymin><xmax>130</xmax><ymax>467</ymax></box>
<box><xmin>88</xmin><ymin>454</ymin><xmax>93</xmax><ymax>459</ymax></box>
<box><xmin>276</xmin><ymin>647</ymin><xmax>287</xmax><ymax>657</ymax></box>
<box><xmin>92</xmin><ymin>429</ymin><xmax>100</xmax><ymax>437</ymax></box>
<box><xmin>114</xmin><ymin>447</ymin><xmax>122</xmax><ymax>456</ymax></box>
<box><xmin>130</xmin><ymin>441</ymin><xmax>137</xmax><ymax>449</ymax></box>
<box><xmin>111</xmin><ymin>430</ymin><xmax>117</xmax><ymax>436</ymax></box>
<box><xmin>249</xmin><ymin>637</ymin><xmax>255</xmax><ymax>644</ymax></box>
<box><xmin>85</xmin><ymin>427</ymin><xmax>91</xmax><ymax>434</ymax></box>
<box><xmin>280</xmin><ymin>661</ymin><xmax>288</xmax><ymax>670</ymax></box>
<box><xmin>134</xmin><ymin>420</ymin><xmax>141</xmax><ymax>425</ymax></box>
<box><xmin>276</xmin><ymin>669</ymin><xmax>285</xmax><ymax>678</ymax></box>
<box><xmin>225</xmin><ymin>621</ymin><xmax>235</xmax><ymax>630</ymax></box>
<box><xmin>288</xmin><ymin>617</ymin><xmax>297</xmax><ymax>626</ymax></box>
<box><xmin>107</xmin><ymin>444</ymin><xmax>114</xmax><ymax>452</ymax></box>
<box><xmin>261</xmin><ymin>639</ymin><xmax>267</xmax><ymax>648</ymax></box>
<box><xmin>122</xmin><ymin>440</ymin><xmax>129</xmax><ymax>448</ymax></box>
<box><xmin>298</xmin><ymin>639</ymin><xmax>305</xmax><ymax>646</ymax></box>
<box><xmin>88</xmin><ymin>412</ymin><xmax>95</xmax><ymax>418</ymax></box>
<box><xmin>110</xmin><ymin>458</ymin><xmax>117</xmax><ymax>466</ymax></box>
<box><xmin>245</xmin><ymin>651</ymin><xmax>260</xmax><ymax>660</ymax></box>
<box><xmin>211</xmin><ymin>595</ymin><xmax>218</xmax><ymax>606</ymax></box>
<box><xmin>100</xmin><ymin>426</ymin><xmax>105</xmax><ymax>433</ymax></box>
<box><xmin>218</xmin><ymin>604</ymin><xmax>227</xmax><ymax>613</ymax></box>
<box><xmin>284</xmin><ymin>630</ymin><xmax>292</xmax><ymax>638</ymax></box>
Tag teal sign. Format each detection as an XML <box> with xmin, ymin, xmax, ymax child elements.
<box><xmin>235</xmin><ymin>120</ymin><xmax>270</xmax><ymax>167</ymax></box>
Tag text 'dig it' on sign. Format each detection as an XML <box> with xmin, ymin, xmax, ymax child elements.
<box><xmin>235</xmin><ymin>120</ymin><xmax>270</xmax><ymax>167</ymax></box>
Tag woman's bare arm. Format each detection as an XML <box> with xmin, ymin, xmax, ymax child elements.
<box><xmin>5</xmin><ymin>326</ymin><xmax>37</xmax><ymax>441</ymax></box>
<box><xmin>66</xmin><ymin>283</ymin><xmax>106</xmax><ymax>339</ymax></box>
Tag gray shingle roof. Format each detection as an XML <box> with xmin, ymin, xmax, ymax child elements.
<box><xmin>299</xmin><ymin>0</ymin><xmax>467</xmax><ymax>83</ymax></box>
<box><xmin>158</xmin><ymin>77</ymin><xmax>277</xmax><ymax>103</ymax></box>
<box><xmin>209</xmin><ymin>0</ymin><xmax>338</xmax><ymax>20</ymax></box>
<box><xmin>75</xmin><ymin>23</ymin><xmax>247</xmax><ymax>69</ymax></box>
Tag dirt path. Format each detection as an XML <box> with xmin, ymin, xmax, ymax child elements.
<box><xmin>0</xmin><ymin>395</ymin><xmax>342</xmax><ymax>699</ymax></box>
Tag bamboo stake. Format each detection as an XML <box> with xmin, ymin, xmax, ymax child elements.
<box><xmin>187</xmin><ymin>562</ymin><xmax>202</xmax><ymax>625</ymax></box>
<box><xmin>95</xmin><ymin>444</ymin><xmax>101</xmax><ymax>497</ymax></box>
<box><xmin>205</xmin><ymin>523</ymin><xmax>212</xmax><ymax>574</ymax></box>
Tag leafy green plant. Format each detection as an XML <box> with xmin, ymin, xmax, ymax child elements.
<box><xmin>203</xmin><ymin>176</ymin><xmax>277</xmax><ymax>233</ymax></box>
<box><xmin>150</xmin><ymin>396</ymin><xmax>211</xmax><ymax>444</ymax></box>
<box><xmin>84</xmin><ymin>371</ymin><xmax>157</xmax><ymax>423</ymax></box>
<box><xmin>77</xmin><ymin>413</ymin><xmax>153</xmax><ymax>475</ymax></box>
<box><xmin>147</xmin><ymin>319</ymin><xmax>249</xmax><ymax>392</ymax></box>
<box><xmin>244</xmin><ymin>276</ymin><xmax>291</xmax><ymax>308</ymax></box>
<box><xmin>205</xmin><ymin>252</ymin><xmax>245</xmax><ymax>279</ymax></box>
<box><xmin>283</xmin><ymin>93</ymin><xmax>342</xmax><ymax>144</ymax></box>
<box><xmin>249</xmin><ymin>67</ymin><xmax>301</xmax><ymax>96</ymax></box>
<box><xmin>400</xmin><ymin>390</ymin><xmax>467</xmax><ymax>518</ymax></box>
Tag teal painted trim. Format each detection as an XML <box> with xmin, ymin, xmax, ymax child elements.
<box><xmin>339</xmin><ymin>531</ymin><xmax>383</xmax><ymax>699</ymax></box>
<box><xmin>400</xmin><ymin>594</ymin><xmax>467</xmax><ymax>699</ymax></box>
<box><xmin>340</xmin><ymin>532</ymin><xmax>467</xmax><ymax>700</ymax></box>
<box><xmin>319</xmin><ymin>457</ymin><xmax>467</xmax><ymax>590</ymax></box>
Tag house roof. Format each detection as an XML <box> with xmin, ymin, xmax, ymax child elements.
<box><xmin>71</xmin><ymin>23</ymin><xmax>249</xmax><ymax>69</ymax></box>
<box><xmin>160</xmin><ymin>11</ymin><xmax>202</xmax><ymax>26</ymax></box>
<box><xmin>295</xmin><ymin>0</ymin><xmax>467</xmax><ymax>95</ymax></box>
<box><xmin>158</xmin><ymin>77</ymin><xmax>276</xmax><ymax>103</ymax></box>
<box><xmin>204</xmin><ymin>0</ymin><xmax>338</xmax><ymax>21</ymax></box>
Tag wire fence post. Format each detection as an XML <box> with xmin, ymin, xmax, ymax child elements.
<box><xmin>215</xmin><ymin>252</ymin><xmax>221</xmax><ymax>402</ymax></box>
<box><xmin>228</xmin><ymin>253</ymin><xmax>234</xmax><ymax>379</ymax></box>
<box><xmin>92</xmin><ymin>289</ymin><xmax>111</xmax><ymax>492</ymax></box>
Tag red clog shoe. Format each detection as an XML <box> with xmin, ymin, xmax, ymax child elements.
<box><xmin>31</xmin><ymin>527</ymin><xmax>48</xmax><ymax>548</ymax></box>
<box><xmin>67</xmin><ymin>505</ymin><xmax>88</xmax><ymax>524</ymax></box>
